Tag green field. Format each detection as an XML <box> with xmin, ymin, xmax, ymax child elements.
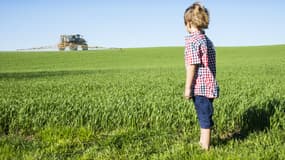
<box><xmin>1</xmin><ymin>45</ymin><xmax>285</xmax><ymax>159</ymax></box>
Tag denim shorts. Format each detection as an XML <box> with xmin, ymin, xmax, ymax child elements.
<box><xmin>193</xmin><ymin>96</ymin><xmax>214</xmax><ymax>129</ymax></box>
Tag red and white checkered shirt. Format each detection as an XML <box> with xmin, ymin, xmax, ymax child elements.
<box><xmin>184</xmin><ymin>31</ymin><xmax>219</xmax><ymax>98</ymax></box>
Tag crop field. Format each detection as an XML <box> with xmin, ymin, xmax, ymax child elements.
<box><xmin>0</xmin><ymin>45</ymin><xmax>285</xmax><ymax>159</ymax></box>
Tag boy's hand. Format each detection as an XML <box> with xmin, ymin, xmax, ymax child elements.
<box><xmin>184</xmin><ymin>88</ymin><xmax>192</xmax><ymax>100</ymax></box>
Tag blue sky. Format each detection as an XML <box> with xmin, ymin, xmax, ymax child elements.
<box><xmin>0</xmin><ymin>0</ymin><xmax>284</xmax><ymax>50</ymax></box>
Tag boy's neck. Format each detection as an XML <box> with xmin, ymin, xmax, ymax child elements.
<box><xmin>189</xmin><ymin>27</ymin><xmax>200</xmax><ymax>33</ymax></box>
<box><xmin>186</xmin><ymin>24</ymin><xmax>204</xmax><ymax>34</ymax></box>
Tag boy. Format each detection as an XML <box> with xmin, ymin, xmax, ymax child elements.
<box><xmin>183</xmin><ymin>2</ymin><xmax>219</xmax><ymax>150</ymax></box>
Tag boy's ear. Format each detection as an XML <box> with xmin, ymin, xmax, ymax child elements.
<box><xmin>187</xmin><ymin>23</ymin><xmax>192</xmax><ymax>31</ymax></box>
<box><xmin>187</xmin><ymin>23</ymin><xmax>191</xmax><ymax>29</ymax></box>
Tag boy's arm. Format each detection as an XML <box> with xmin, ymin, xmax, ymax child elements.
<box><xmin>184</xmin><ymin>64</ymin><xmax>197</xmax><ymax>99</ymax></box>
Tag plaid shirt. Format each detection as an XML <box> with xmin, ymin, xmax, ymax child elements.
<box><xmin>184</xmin><ymin>31</ymin><xmax>219</xmax><ymax>98</ymax></box>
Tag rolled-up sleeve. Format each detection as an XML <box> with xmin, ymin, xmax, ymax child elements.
<box><xmin>184</xmin><ymin>40</ymin><xmax>201</xmax><ymax>67</ymax></box>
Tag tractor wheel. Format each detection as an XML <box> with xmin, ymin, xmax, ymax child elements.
<box><xmin>82</xmin><ymin>45</ymin><xmax>88</xmax><ymax>51</ymax></box>
<box><xmin>70</xmin><ymin>44</ymin><xmax>78</xmax><ymax>51</ymax></box>
<box><xmin>59</xmin><ymin>47</ymin><xmax>65</xmax><ymax>51</ymax></box>
<box><xmin>58</xmin><ymin>44</ymin><xmax>65</xmax><ymax>51</ymax></box>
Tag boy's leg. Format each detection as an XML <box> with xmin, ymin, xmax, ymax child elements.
<box><xmin>200</xmin><ymin>128</ymin><xmax>211</xmax><ymax>150</ymax></box>
<box><xmin>193</xmin><ymin>96</ymin><xmax>214</xmax><ymax>150</ymax></box>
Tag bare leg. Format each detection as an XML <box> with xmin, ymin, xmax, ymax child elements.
<box><xmin>199</xmin><ymin>128</ymin><xmax>211</xmax><ymax>150</ymax></box>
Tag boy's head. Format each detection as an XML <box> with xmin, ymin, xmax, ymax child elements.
<box><xmin>184</xmin><ymin>2</ymin><xmax>209</xmax><ymax>30</ymax></box>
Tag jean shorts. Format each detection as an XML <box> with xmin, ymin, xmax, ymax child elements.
<box><xmin>193</xmin><ymin>96</ymin><xmax>214</xmax><ymax>129</ymax></box>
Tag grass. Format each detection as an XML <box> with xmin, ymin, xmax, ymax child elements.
<box><xmin>0</xmin><ymin>45</ymin><xmax>285</xmax><ymax>159</ymax></box>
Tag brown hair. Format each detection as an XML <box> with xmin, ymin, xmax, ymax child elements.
<box><xmin>184</xmin><ymin>2</ymin><xmax>209</xmax><ymax>29</ymax></box>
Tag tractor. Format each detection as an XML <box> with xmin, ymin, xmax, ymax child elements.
<box><xmin>58</xmin><ymin>34</ymin><xmax>88</xmax><ymax>51</ymax></box>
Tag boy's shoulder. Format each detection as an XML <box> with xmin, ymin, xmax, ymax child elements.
<box><xmin>185</xmin><ymin>33</ymin><xmax>206</xmax><ymax>46</ymax></box>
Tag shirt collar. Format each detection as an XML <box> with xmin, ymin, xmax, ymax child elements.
<box><xmin>185</xmin><ymin>30</ymin><xmax>205</xmax><ymax>40</ymax></box>
<box><xmin>189</xmin><ymin>30</ymin><xmax>205</xmax><ymax>36</ymax></box>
